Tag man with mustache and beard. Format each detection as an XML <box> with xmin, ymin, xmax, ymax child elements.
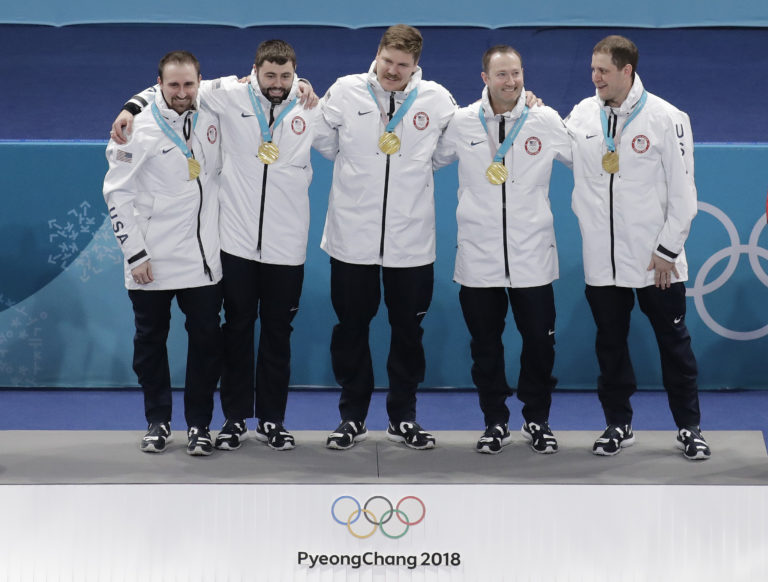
<box><xmin>104</xmin><ymin>51</ymin><xmax>223</xmax><ymax>456</ymax></box>
<box><xmin>320</xmin><ymin>24</ymin><xmax>458</xmax><ymax>451</ymax></box>
<box><xmin>110</xmin><ymin>41</ymin><xmax>337</xmax><ymax>453</ymax></box>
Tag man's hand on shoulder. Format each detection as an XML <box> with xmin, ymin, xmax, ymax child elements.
<box><xmin>111</xmin><ymin>110</ymin><xmax>134</xmax><ymax>145</ymax></box>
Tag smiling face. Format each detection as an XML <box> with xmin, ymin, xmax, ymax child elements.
<box><xmin>158</xmin><ymin>62</ymin><xmax>200</xmax><ymax>114</ymax></box>
<box><xmin>591</xmin><ymin>51</ymin><xmax>633</xmax><ymax>107</ymax></box>
<box><xmin>255</xmin><ymin>59</ymin><xmax>295</xmax><ymax>104</ymax></box>
<box><xmin>481</xmin><ymin>51</ymin><xmax>524</xmax><ymax>115</ymax></box>
<box><xmin>375</xmin><ymin>46</ymin><xmax>419</xmax><ymax>92</ymax></box>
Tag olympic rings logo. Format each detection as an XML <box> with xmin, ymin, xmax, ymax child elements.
<box><xmin>331</xmin><ymin>495</ymin><xmax>426</xmax><ymax>539</ymax></box>
<box><xmin>687</xmin><ymin>202</ymin><xmax>768</xmax><ymax>341</ymax></box>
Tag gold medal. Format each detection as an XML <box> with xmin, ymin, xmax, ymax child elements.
<box><xmin>258</xmin><ymin>142</ymin><xmax>280</xmax><ymax>165</ymax></box>
<box><xmin>602</xmin><ymin>151</ymin><xmax>619</xmax><ymax>174</ymax></box>
<box><xmin>188</xmin><ymin>158</ymin><xmax>201</xmax><ymax>180</ymax></box>
<box><xmin>378</xmin><ymin>132</ymin><xmax>401</xmax><ymax>155</ymax></box>
<box><xmin>485</xmin><ymin>161</ymin><xmax>508</xmax><ymax>185</ymax></box>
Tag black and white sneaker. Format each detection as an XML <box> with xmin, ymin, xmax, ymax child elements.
<box><xmin>521</xmin><ymin>421</ymin><xmax>559</xmax><ymax>454</ymax></box>
<box><xmin>186</xmin><ymin>426</ymin><xmax>213</xmax><ymax>456</ymax></box>
<box><xmin>326</xmin><ymin>420</ymin><xmax>368</xmax><ymax>450</ymax></box>
<box><xmin>140</xmin><ymin>422</ymin><xmax>172</xmax><ymax>453</ymax></box>
<box><xmin>214</xmin><ymin>419</ymin><xmax>248</xmax><ymax>450</ymax></box>
<box><xmin>255</xmin><ymin>420</ymin><xmax>296</xmax><ymax>451</ymax></box>
<box><xmin>476</xmin><ymin>424</ymin><xmax>512</xmax><ymax>454</ymax></box>
<box><xmin>592</xmin><ymin>424</ymin><xmax>635</xmax><ymax>456</ymax></box>
<box><xmin>676</xmin><ymin>426</ymin><xmax>711</xmax><ymax>461</ymax></box>
<box><xmin>386</xmin><ymin>421</ymin><xmax>436</xmax><ymax>450</ymax></box>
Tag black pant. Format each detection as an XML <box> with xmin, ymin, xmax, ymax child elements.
<box><xmin>459</xmin><ymin>284</ymin><xmax>557</xmax><ymax>427</ymax></box>
<box><xmin>585</xmin><ymin>283</ymin><xmax>701</xmax><ymax>428</ymax></box>
<box><xmin>128</xmin><ymin>284</ymin><xmax>222</xmax><ymax>428</ymax></box>
<box><xmin>330</xmin><ymin>258</ymin><xmax>433</xmax><ymax>423</ymax></box>
<box><xmin>220</xmin><ymin>251</ymin><xmax>303</xmax><ymax>423</ymax></box>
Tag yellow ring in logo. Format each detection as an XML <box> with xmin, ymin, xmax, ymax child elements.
<box><xmin>347</xmin><ymin>508</ymin><xmax>378</xmax><ymax>539</ymax></box>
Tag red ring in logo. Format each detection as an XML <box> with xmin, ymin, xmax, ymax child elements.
<box><xmin>413</xmin><ymin>112</ymin><xmax>430</xmax><ymax>130</ymax></box>
<box><xmin>291</xmin><ymin>116</ymin><xmax>306</xmax><ymax>135</ymax></box>
<box><xmin>525</xmin><ymin>136</ymin><xmax>542</xmax><ymax>155</ymax></box>
<box><xmin>207</xmin><ymin>125</ymin><xmax>218</xmax><ymax>144</ymax></box>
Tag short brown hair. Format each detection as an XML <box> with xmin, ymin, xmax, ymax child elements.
<box><xmin>482</xmin><ymin>45</ymin><xmax>523</xmax><ymax>73</ymax></box>
<box><xmin>378</xmin><ymin>24</ymin><xmax>423</xmax><ymax>63</ymax></box>
<box><xmin>593</xmin><ymin>35</ymin><xmax>638</xmax><ymax>76</ymax></box>
<box><xmin>158</xmin><ymin>50</ymin><xmax>200</xmax><ymax>80</ymax></box>
<box><xmin>254</xmin><ymin>39</ymin><xmax>297</xmax><ymax>69</ymax></box>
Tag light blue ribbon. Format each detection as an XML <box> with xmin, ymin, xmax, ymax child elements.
<box><xmin>151</xmin><ymin>102</ymin><xmax>197</xmax><ymax>159</ymax></box>
<box><xmin>366</xmin><ymin>83</ymin><xmax>420</xmax><ymax>133</ymax></box>
<box><xmin>247</xmin><ymin>83</ymin><xmax>298</xmax><ymax>144</ymax></box>
<box><xmin>478</xmin><ymin>105</ymin><xmax>529</xmax><ymax>163</ymax></box>
<box><xmin>600</xmin><ymin>90</ymin><xmax>647</xmax><ymax>152</ymax></box>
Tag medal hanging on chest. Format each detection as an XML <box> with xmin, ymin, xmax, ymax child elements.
<box><xmin>188</xmin><ymin>158</ymin><xmax>201</xmax><ymax>180</ymax></box>
<box><xmin>248</xmin><ymin>83</ymin><xmax>298</xmax><ymax>166</ymax></box>
<box><xmin>601</xmin><ymin>151</ymin><xmax>619</xmax><ymax>174</ymax></box>
<box><xmin>478</xmin><ymin>105</ymin><xmax>529</xmax><ymax>185</ymax></box>
<box><xmin>378</xmin><ymin>132</ymin><xmax>401</xmax><ymax>155</ymax></box>
<box><xmin>599</xmin><ymin>90</ymin><xmax>647</xmax><ymax>176</ymax></box>
<box><xmin>368</xmin><ymin>83</ymin><xmax>419</xmax><ymax>156</ymax></box>
<box><xmin>151</xmin><ymin>103</ymin><xmax>200</xmax><ymax>181</ymax></box>
<box><xmin>258</xmin><ymin>142</ymin><xmax>280</xmax><ymax>165</ymax></box>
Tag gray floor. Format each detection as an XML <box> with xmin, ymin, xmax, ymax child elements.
<box><xmin>0</xmin><ymin>430</ymin><xmax>766</xmax><ymax>485</ymax></box>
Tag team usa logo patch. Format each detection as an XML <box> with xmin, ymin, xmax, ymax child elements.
<box><xmin>524</xmin><ymin>136</ymin><xmax>542</xmax><ymax>155</ymax></box>
<box><xmin>412</xmin><ymin>112</ymin><xmax>430</xmax><ymax>130</ymax></box>
<box><xmin>207</xmin><ymin>125</ymin><xmax>218</xmax><ymax>144</ymax></box>
<box><xmin>291</xmin><ymin>116</ymin><xmax>307</xmax><ymax>135</ymax></box>
<box><xmin>632</xmin><ymin>134</ymin><xmax>650</xmax><ymax>153</ymax></box>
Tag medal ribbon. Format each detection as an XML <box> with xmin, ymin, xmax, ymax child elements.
<box><xmin>366</xmin><ymin>83</ymin><xmax>419</xmax><ymax>132</ymax></box>
<box><xmin>151</xmin><ymin>102</ymin><xmax>197</xmax><ymax>159</ymax></box>
<box><xmin>247</xmin><ymin>83</ymin><xmax>298</xmax><ymax>144</ymax></box>
<box><xmin>478</xmin><ymin>105</ymin><xmax>529</xmax><ymax>162</ymax></box>
<box><xmin>600</xmin><ymin>90</ymin><xmax>647</xmax><ymax>152</ymax></box>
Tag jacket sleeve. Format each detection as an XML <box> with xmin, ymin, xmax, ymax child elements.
<box><xmin>320</xmin><ymin>80</ymin><xmax>344</xmax><ymax>130</ymax></box>
<box><xmin>198</xmin><ymin>76</ymin><xmax>239</xmax><ymax>112</ymax></box>
<box><xmin>311</xmin><ymin>112</ymin><xmax>339</xmax><ymax>161</ymax></box>
<box><xmin>432</xmin><ymin>116</ymin><xmax>458</xmax><ymax>170</ymax></box>
<box><xmin>655</xmin><ymin>110</ymin><xmax>697</xmax><ymax>260</ymax></box>
<box><xmin>548</xmin><ymin>108</ymin><xmax>573</xmax><ymax>170</ymax></box>
<box><xmin>103</xmin><ymin>136</ymin><xmax>152</xmax><ymax>268</ymax></box>
<box><xmin>122</xmin><ymin>85</ymin><xmax>159</xmax><ymax>115</ymax></box>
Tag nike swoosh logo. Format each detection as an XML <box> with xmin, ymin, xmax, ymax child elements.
<box><xmin>673</xmin><ymin>316</ymin><xmax>683</xmax><ymax>324</ymax></box>
<box><xmin>162</xmin><ymin>146</ymin><xmax>176</xmax><ymax>154</ymax></box>
<box><xmin>241</xmin><ymin>113</ymin><xmax>255</xmax><ymax>117</ymax></box>
<box><xmin>470</xmin><ymin>140</ymin><xmax>486</xmax><ymax>146</ymax></box>
<box><xmin>586</xmin><ymin>134</ymin><xmax>598</xmax><ymax>139</ymax></box>
<box><xmin>358</xmin><ymin>110</ymin><xmax>372</xmax><ymax>116</ymax></box>
<box><xmin>548</xmin><ymin>329</ymin><xmax>555</xmax><ymax>336</ymax></box>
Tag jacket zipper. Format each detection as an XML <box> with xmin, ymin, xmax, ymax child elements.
<box><xmin>185</xmin><ymin>115</ymin><xmax>212</xmax><ymax>281</ymax></box>
<box><xmin>379</xmin><ymin>92</ymin><xmax>395</xmax><ymax>260</ymax></box>
<box><xmin>256</xmin><ymin>103</ymin><xmax>276</xmax><ymax>259</ymax></box>
<box><xmin>607</xmin><ymin>111</ymin><xmax>617</xmax><ymax>280</ymax></box>
<box><xmin>498</xmin><ymin>117</ymin><xmax>511</xmax><ymax>283</ymax></box>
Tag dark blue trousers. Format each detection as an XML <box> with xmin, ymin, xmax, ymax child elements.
<box><xmin>459</xmin><ymin>284</ymin><xmax>557</xmax><ymax>427</ymax></box>
<box><xmin>129</xmin><ymin>284</ymin><xmax>222</xmax><ymax>428</ymax></box>
<box><xmin>330</xmin><ymin>258</ymin><xmax>433</xmax><ymax>424</ymax></box>
<box><xmin>219</xmin><ymin>251</ymin><xmax>303</xmax><ymax>423</ymax></box>
<box><xmin>585</xmin><ymin>283</ymin><xmax>701</xmax><ymax>428</ymax></box>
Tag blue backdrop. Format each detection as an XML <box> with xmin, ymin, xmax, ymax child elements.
<box><xmin>1</xmin><ymin>143</ymin><xmax>766</xmax><ymax>389</ymax></box>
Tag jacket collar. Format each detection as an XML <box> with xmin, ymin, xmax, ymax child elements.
<box><xmin>480</xmin><ymin>86</ymin><xmax>527</xmax><ymax>122</ymax></box>
<box><xmin>597</xmin><ymin>73</ymin><xmax>645</xmax><ymax>116</ymax></box>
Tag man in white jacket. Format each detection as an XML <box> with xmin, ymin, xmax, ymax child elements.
<box><xmin>321</xmin><ymin>25</ymin><xmax>457</xmax><ymax>450</ymax></box>
<box><xmin>565</xmin><ymin>35</ymin><xmax>710</xmax><ymax>460</ymax></box>
<box><xmin>110</xmin><ymin>41</ymin><xmax>333</xmax><ymax>453</ymax></box>
<box><xmin>433</xmin><ymin>46</ymin><xmax>571</xmax><ymax>455</ymax></box>
<box><xmin>104</xmin><ymin>51</ymin><xmax>223</xmax><ymax>456</ymax></box>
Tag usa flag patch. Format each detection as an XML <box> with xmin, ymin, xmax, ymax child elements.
<box><xmin>116</xmin><ymin>150</ymin><xmax>133</xmax><ymax>163</ymax></box>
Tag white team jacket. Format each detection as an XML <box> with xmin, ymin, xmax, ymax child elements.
<box><xmin>320</xmin><ymin>62</ymin><xmax>457</xmax><ymax>267</ymax></box>
<box><xmin>127</xmin><ymin>76</ymin><xmax>338</xmax><ymax>265</ymax></box>
<box><xmin>434</xmin><ymin>88</ymin><xmax>571</xmax><ymax>288</ymax></box>
<box><xmin>565</xmin><ymin>74</ymin><xmax>697</xmax><ymax>288</ymax></box>
<box><xmin>104</xmin><ymin>92</ymin><xmax>223</xmax><ymax>290</ymax></box>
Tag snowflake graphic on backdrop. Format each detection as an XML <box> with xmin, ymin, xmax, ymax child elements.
<box><xmin>48</xmin><ymin>200</ymin><xmax>123</xmax><ymax>282</ymax></box>
<box><xmin>0</xmin><ymin>302</ymin><xmax>47</xmax><ymax>385</ymax></box>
